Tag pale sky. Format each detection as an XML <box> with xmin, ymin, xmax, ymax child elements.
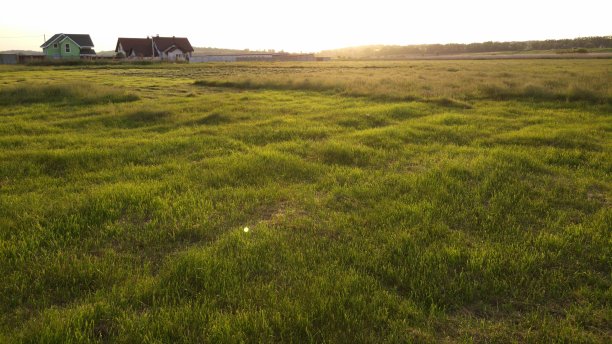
<box><xmin>1</xmin><ymin>0</ymin><xmax>610</xmax><ymax>52</ymax></box>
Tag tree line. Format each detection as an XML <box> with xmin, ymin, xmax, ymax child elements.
<box><xmin>320</xmin><ymin>36</ymin><xmax>612</xmax><ymax>58</ymax></box>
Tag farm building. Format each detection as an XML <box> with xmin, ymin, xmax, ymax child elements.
<box><xmin>190</xmin><ymin>53</ymin><xmax>316</xmax><ymax>63</ymax></box>
<box><xmin>115</xmin><ymin>36</ymin><xmax>194</xmax><ymax>61</ymax></box>
<box><xmin>191</xmin><ymin>53</ymin><xmax>274</xmax><ymax>62</ymax></box>
<box><xmin>275</xmin><ymin>53</ymin><xmax>317</xmax><ymax>62</ymax></box>
<box><xmin>0</xmin><ymin>54</ymin><xmax>18</xmax><ymax>64</ymax></box>
<box><xmin>41</xmin><ymin>34</ymin><xmax>96</xmax><ymax>59</ymax></box>
<box><xmin>0</xmin><ymin>53</ymin><xmax>45</xmax><ymax>64</ymax></box>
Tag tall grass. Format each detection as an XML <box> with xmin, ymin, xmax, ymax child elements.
<box><xmin>0</xmin><ymin>82</ymin><xmax>139</xmax><ymax>106</ymax></box>
<box><xmin>190</xmin><ymin>60</ymin><xmax>611</xmax><ymax>104</ymax></box>
<box><xmin>478</xmin><ymin>82</ymin><xmax>608</xmax><ymax>102</ymax></box>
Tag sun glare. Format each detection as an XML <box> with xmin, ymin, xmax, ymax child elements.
<box><xmin>1</xmin><ymin>0</ymin><xmax>610</xmax><ymax>52</ymax></box>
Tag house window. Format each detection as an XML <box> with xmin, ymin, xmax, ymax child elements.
<box><xmin>53</xmin><ymin>43</ymin><xmax>58</xmax><ymax>48</ymax></box>
<box><xmin>65</xmin><ymin>44</ymin><xmax>70</xmax><ymax>53</ymax></box>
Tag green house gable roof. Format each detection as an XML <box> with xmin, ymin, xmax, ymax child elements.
<box><xmin>41</xmin><ymin>34</ymin><xmax>94</xmax><ymax>48</ymax></box>
<box><xmin>41</xmin><ymin>34</ymin><xmax>63</xmax><ymax>48</ymax></box>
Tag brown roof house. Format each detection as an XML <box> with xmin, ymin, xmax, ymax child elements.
<box><xmin>115</xmin><ymin>35</ymin><xmax>194</xmax><ymax>61</ymax></box>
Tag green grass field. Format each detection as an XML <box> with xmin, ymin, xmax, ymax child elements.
<box><xmin>0</xmin><ymin>60</ymin><xmax>610</xmax><ymax>343</ymax></box>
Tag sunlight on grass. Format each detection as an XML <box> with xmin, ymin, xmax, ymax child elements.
<box><xmin>0</xmin><ymin>60</ymin><xmax>610</xmax><ymax>342</ymax></box>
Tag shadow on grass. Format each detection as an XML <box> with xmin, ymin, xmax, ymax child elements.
<box><xmin>191</xmin><ymin>113</ymin><xmax>233</xmax><ymax>126</ymax></box>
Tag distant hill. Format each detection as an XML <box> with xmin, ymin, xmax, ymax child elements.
<box><xmin>320</xmin><ymin>36</ymin><xmax>612</xmax><ymax>59</ymax></box>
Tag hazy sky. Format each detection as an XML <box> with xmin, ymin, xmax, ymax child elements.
<box><xmin>1</xmin><ymin>0</ymin><xmax>610</xmax><ymax>52</ymax></box>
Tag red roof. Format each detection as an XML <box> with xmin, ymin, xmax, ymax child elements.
<box><xmin>153</xmin><ymin>36</ymin><xmax>194</xmax><ymax>53</ymax></box>
<box><xmin>116</xmin><ymin>38</ymin><xmax>155</xmax><ymax>57</ymax></box>
<box><xmin>115</xmin><ymin>36</ymin><xmax>194</xmax><ymax>57</ymax></box>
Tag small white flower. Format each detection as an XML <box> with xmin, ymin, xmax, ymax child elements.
<box><xmin>243</xmin><ymin>227</ymin><xmax>249</xmax><ymax>233</ymax></box>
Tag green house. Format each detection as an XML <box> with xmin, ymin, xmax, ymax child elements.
<box><xmin>41</xmin><ymin>34</ymin><xmax>96</xmax><ymax>59</ymax></box>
